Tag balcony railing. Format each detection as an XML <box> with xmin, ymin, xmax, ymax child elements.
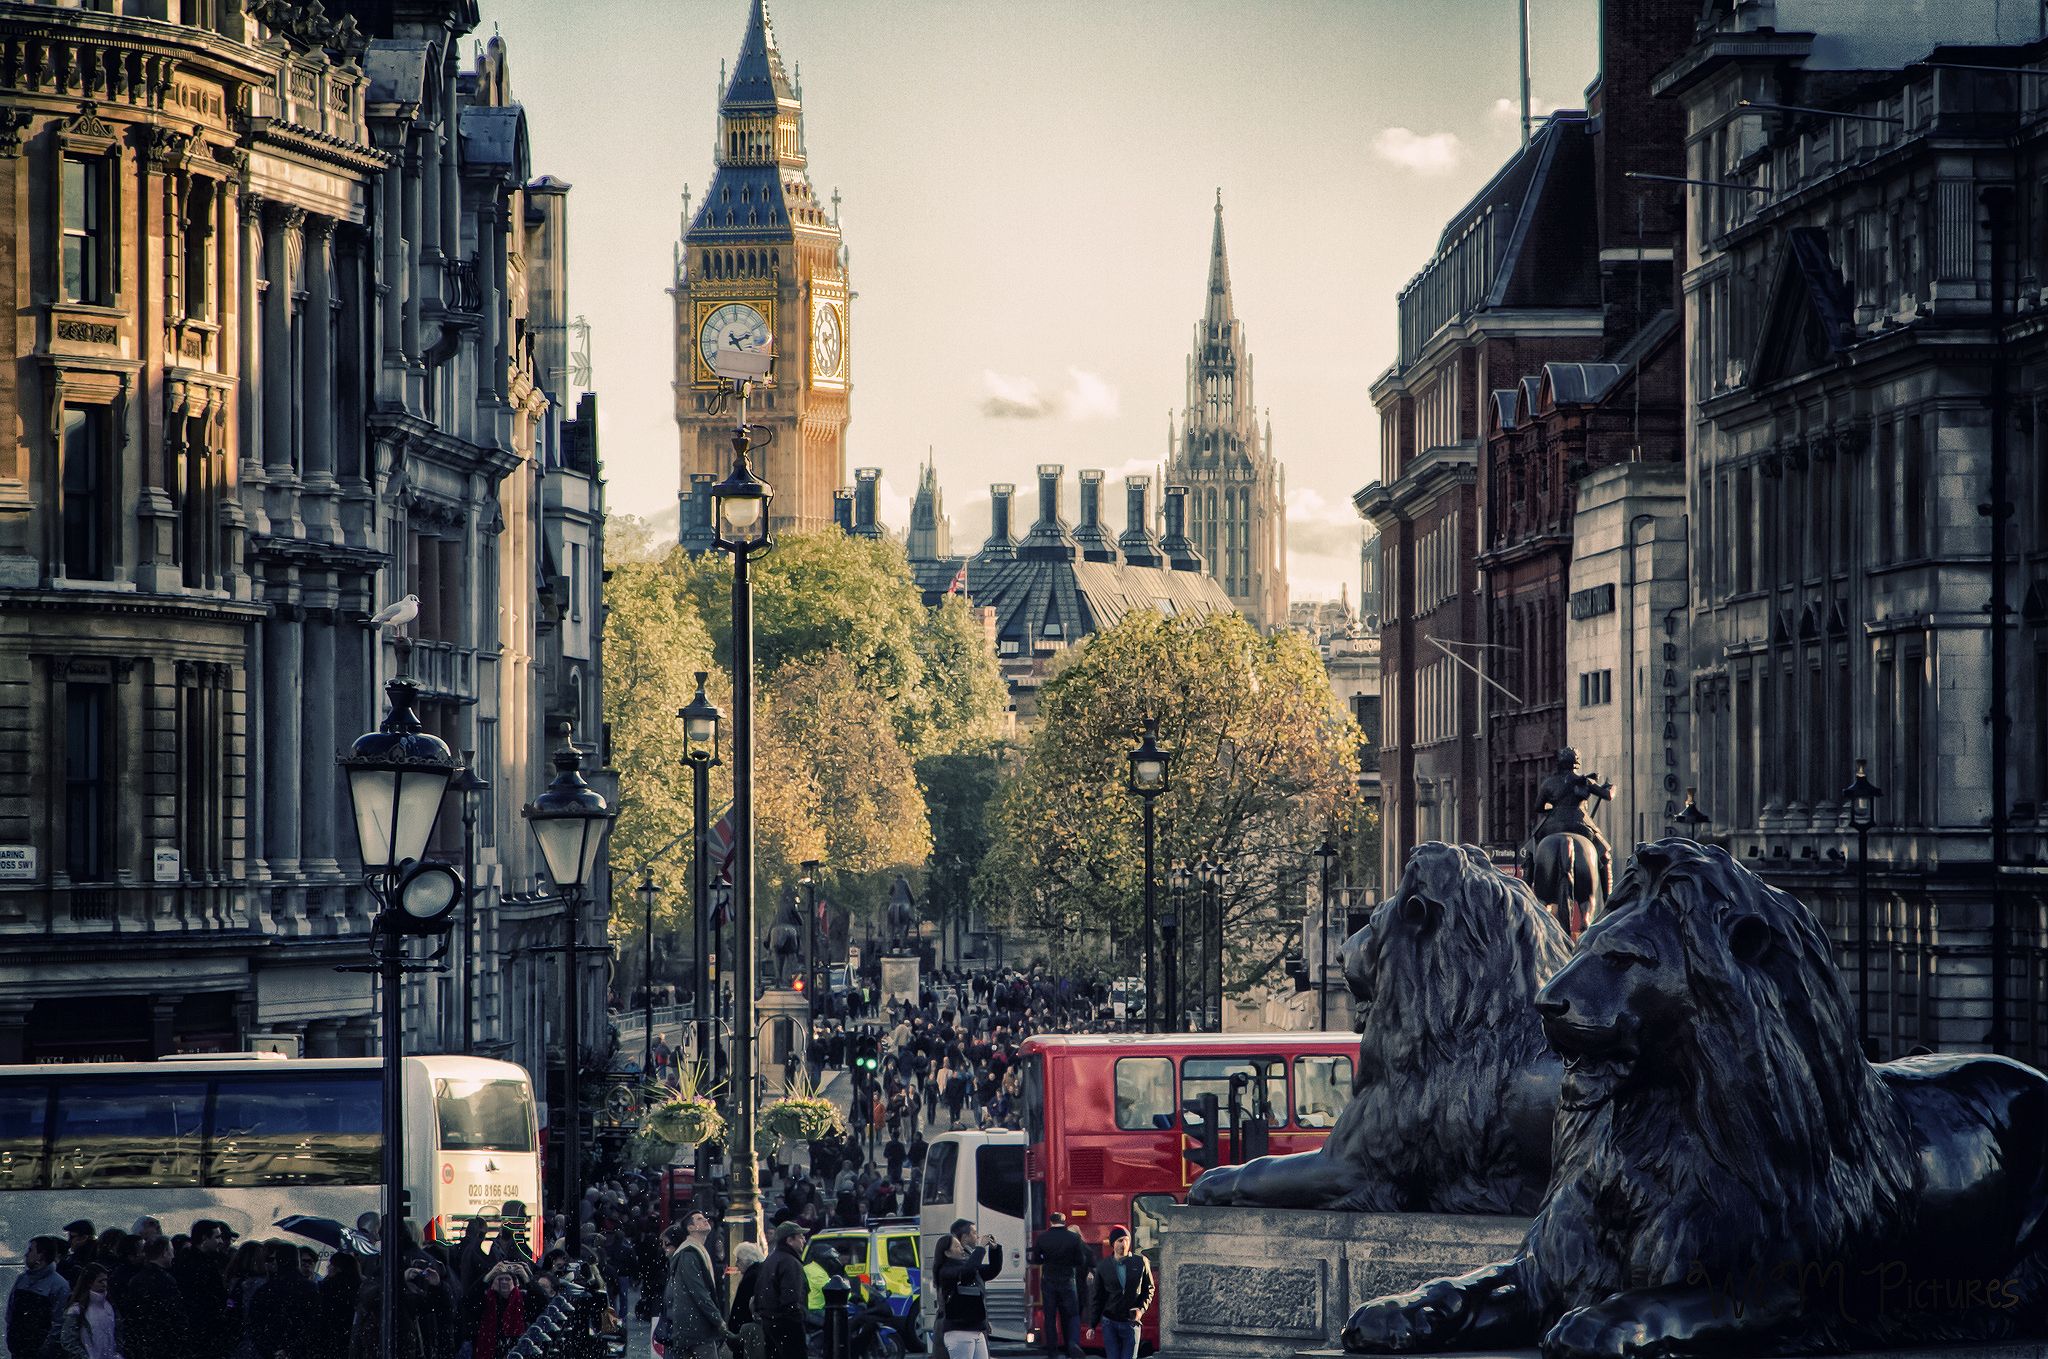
<box><xmin>444</xmin><ymin>258</ymin><xmax>482</xmax><ymax>314</ymax></box>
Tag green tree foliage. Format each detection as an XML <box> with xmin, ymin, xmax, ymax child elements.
<box><xmin>602</xmin><ymin>553</ymin><xmax>720</xmax><ymax>938</ymax></box>
<box><xmin>919</xmin><ymin>744</ymin><xmax>1009</xmax><ymax>927</ymax></box>
<box><xmin>601</xmin><ymin>529</ymin><xmax>1002</xmax><ymax>954</ymax></box>
<box><xmin>976</xmin><ymin>610</ymin><xmax>1364</xmax><ymax>992</ymax></box>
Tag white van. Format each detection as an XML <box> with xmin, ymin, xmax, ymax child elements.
<box><xmin>919</xmin><ymin>1128</ymin><xmax>1028</xmax><ymax>1340</ymax></box>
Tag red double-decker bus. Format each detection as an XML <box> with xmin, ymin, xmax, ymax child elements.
<box><xmin>1016</xmin><ymin>1031</ymin><xmax>1356</xmax><ymax>1354</ymax></box>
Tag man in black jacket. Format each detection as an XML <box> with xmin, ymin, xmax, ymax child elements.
<box><xmin>1083</xmin><ymin>1227</ymin><xmax>1153</xmax><ymax>1359</ymax></box>
<box><xmin>1028</xmin><ymin>1213</ymin><xmax>1091</xmax><ymax>1359</ymax></box>
<box><xmin>117</xmin><ymin>1236</ymin><xmax>187</xmax><ymax>1359</ymax></box>
<box><xmin>753</xmin><ymin>1221</ymin><xmax>810</xmax><ymax>1359</ymax></box>
<box><xmin>173</xmin><ymin>1219</ymin><xmax>231</xmax><ymax>1356</ymax></box>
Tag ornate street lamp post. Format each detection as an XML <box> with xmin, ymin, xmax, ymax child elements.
<box><xmin>638</xmin><ymin>876</ymin><xmax>659</xmax><ymax>1076</ymax></box>
<box><xmin>453</xmin><ymin>754</ymin><xmax>488</xmax><ymax>1055</ymax></box>
<box><xmin>1208</xmin><ymin>859</ymin><xmax>1231</xmax><ymax>1031</ymax></box>
<box><xmin>339</xmin><ymin>678</ymin><xmax>461</xmax><ymax>1359</ymax></box>
<box><xmin>1677</xmin><ymin>787</ymin><xmax>1709</xmax><ymax>843</ymax></box>
<box><xmin>1126</xmin><ymin>717</ymin><xmax>1171</xmax><ymax>1033</ymax></box>
<box><xmin>1193</xmin><ymin>859</ymin><xmax>1216</xmax><ymax>1031</ymax></box>
<box><xmin>679</xmin><ymin>673</ymin><xmax>723</xmax><ymax>1070</ymax></box>
<box><xmin>801</xmin><ymin>860</ymin><xmax>824</xmax><ymax>1017</ymax></box>
<box><xmin>711</xmin><ymin>372</ymin><xmax>775</xmax><ymax>1254</ymax></box>
<box><xmin>1843</xmin><ymin>758</ymin><xmax>1884</xmax><ymax>1057</ymax></box>
<box><xmin>521</xmin><ymin>726</ymin><xmax>615</xmax><ymax>1261</ymax></box>
<box><xmin>1313</xmin><ymin>839</ymin><xmax>1340</xmax><ymax>1032</ymax></box>
<box><xmin>1166</xmin><ymin>865</ymin><xmax>1190</xmax><ymax>1033</ymax></box>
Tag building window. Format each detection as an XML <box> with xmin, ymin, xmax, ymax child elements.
<box><xmin>1876</xmin><ymin>421</ymin><xmax>1896</xmax><ymax>565</ymax></box>
<box><xmin>182</xmin><ymin>179</ymin><xmax>214</xmax><ymax>321</ymax></box>
<box><xmin>1734</xmin><ymin>673</ymin><xmax>1754</xmax><ymax>828</ymax></box>
<box><xmin>1578</xmin><ymin>670</ymin><xmax>1613</xmax><ymax>707</ymax></box>
<box><xmin>1900</xmin><ymin>648</ymin><xmax>1925</xmax><ymax>825</ymax></box>
<box><xmin>60</xmin><ymin>406</ymin><xmax>112</xmax><ymax>581</ymax></box>
<box><xmin>65</xmin><ymin>683</ymin><xmax>112</xmax><ymax>881</ymax></box>
<box><xmin>1734</xmin><ymin>467</ymin><xmax>1753</xmax><ymax>592</ymax></box>
<box><xmin>476</xmin><ymin>718</ymin><xmax>498</xmax><ymax>848</ymax></box>
<box><xmin>1903</xmin><ymin>414</ymin><xmax>1926</xmax><ymax>556</ymax></box>
<box><xmin>61</xmin><ymin>156</ymin><xmax>112</xmax><ymax>306</ymax></box>
<box><xmin>569</xmin><ymin>542</ymin><xmax>583</xmax><ymax>623</ymax></box>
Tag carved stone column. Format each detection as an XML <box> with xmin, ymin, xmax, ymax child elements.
<box><xmin>260</xmin><ymin>202</ymin><xmax>304</xmax><ymax>539</ymax></box>
<box><xmin>262</xmin><ymin>591</ymin><xmax>304</xmax><ymax>883</ymax></box>
<box><xmin>236</xmin><ymin>190</ymin><xmax>269</xmax><ymax>538</ymax></box>
<box><xmin>301</xmin><ymin>596</ymin><xmax>340</xmax><ymax>878</ymax></box>
<box><xmin>301</xmin><ymin>215</ymin><xmax>338</xmax><ymax>543</ymax></box>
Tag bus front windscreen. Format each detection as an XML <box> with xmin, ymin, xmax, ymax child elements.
<box><xmin>434</xmin><ymin>1079</ymin><xmax>536</xmax><ymax>1152</ymax></box>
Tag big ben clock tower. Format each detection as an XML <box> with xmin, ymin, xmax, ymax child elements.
<box><xmin>674</xmin><ymin>0</ymin><xmax>850</xmax><ymax>538</ymax></box>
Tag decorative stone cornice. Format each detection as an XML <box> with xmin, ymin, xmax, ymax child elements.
<box><xmin>143</xmin><ymin>124</ymin><xmax>190</xmax><ymax>170</ymax></box>
<box><xmin>246</xmin><ymin>0</ymin><xmax>368</xmax><ymax>62</ymax></box>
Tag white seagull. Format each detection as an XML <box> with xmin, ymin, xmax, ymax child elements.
<box><xmin>367</xmin><ymin>594</ymin><xmax>420</xmax><ymax>631</ymax></box>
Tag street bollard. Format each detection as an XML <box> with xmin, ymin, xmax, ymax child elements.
<box><xmin>823</xmin><ymin>1274</ymin><xmax>852</xmax><ymax>1359</ymax></box>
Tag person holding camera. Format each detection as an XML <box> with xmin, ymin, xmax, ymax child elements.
<box><xmin>934</xmin><ymin>1219</ymin><xmax>1002</xmax><ymax>1359</ymax></box>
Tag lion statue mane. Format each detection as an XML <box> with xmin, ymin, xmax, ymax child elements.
<box><xmin>1189</xmin><ymin>841</ymin><xmax>1572</xmax><ymax>1213</ymax></box>
<box><xmin>1344</xmin><ymin>838</ymin><xmax>2048</xmax><ymax>1359</ymax></box>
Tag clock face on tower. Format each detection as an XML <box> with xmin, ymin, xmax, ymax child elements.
<box><xmin>811</xmin><ymin>300</ymin><xmax>843</xmax><ymax>379</ymax></box>
<box><xmin>699</xmin><ymin>302</ymin><xmax>771</xmax><ymax>376</ymax></box>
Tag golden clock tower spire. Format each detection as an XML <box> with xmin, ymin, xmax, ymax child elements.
<box><xmin>673</xmin><ymin>0</ymin><xmax>850</xmax><ymax>542</ymax></box>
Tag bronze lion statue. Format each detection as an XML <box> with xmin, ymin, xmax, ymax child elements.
<box><xmin>1190</xmin><ymin>841</ymin><xmax>1571</xmax><ymax>1213</ymax></box>
<box><xmin>1344</xmin><ymin>838</ymin><xmax>2048</xmax><ymax>1358</ymax></box>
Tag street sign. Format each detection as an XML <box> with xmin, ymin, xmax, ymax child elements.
<box><xmin>153</xmin><ymin>846</ymin><xmax>180</xmax><ymax>883</ymax></box>
<box><xmin>0</xmin><ymin>846</ymin><xmax>34</xmax><ymax>881</ymax></box>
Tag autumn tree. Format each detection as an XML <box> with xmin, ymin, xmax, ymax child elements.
<box><xmin>976</xmin><ymin>609</ymin><xmax>1364</xmax><ymax>992</ymax></box>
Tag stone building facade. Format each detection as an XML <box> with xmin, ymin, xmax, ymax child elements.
<box><xmin>0</xmin><ymin>0</ymin><xmax>606</xmax><ymax>1080</ymax></box>
<box><xmin>1166</xmin><ymin>194</ymin><xmax>1287</xmax><ymax>632</ymax></box>
<box><xmin>673</xmin><ymin>0</ymin><xmax>849</xmax><ymax>538</ymax></box>
<box><xmin>1661</xmin><ymin>1</ymin><xmax>2048</xmax><ymax>1058</ymax></box>
<box><xmin>1357</xmin><ymin>109</ymin><xmax>1605</xmax><ymax>887</ymax></box>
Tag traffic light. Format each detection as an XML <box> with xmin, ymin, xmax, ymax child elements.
<box><xmin>1181</xmin><ymin>1093</ymin><xmax>1220</xmax><ymax>1172</ymax></box>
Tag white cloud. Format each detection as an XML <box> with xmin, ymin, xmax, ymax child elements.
<box><xmin>1285</xmin><ymin>486</ymin><xmax>1362</xmax><ymax>558</ymax></box>
<box><xmin>1371</xmin><ymin>126</ymin><xmax>1464</xmax><ymax>176</ymax></box>
<box><xmin>979</xmin><ymin>368</ymin><xmax>1121</xmax><ymax>421</ymax></box>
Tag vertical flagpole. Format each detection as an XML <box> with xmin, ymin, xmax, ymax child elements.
<box><xmin>1518</xmin><ymin>0</ymin><xmax>1533</xmax><ymax>147</ymax></box>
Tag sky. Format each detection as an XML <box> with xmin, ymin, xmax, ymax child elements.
<box><xmin>486</xmin><ymin>0</ymin><xmax>1602</xmax><ymax>602</ymax></box>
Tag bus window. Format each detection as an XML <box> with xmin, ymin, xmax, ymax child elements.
<box><xmin>435</xmin><ymin>1079</ymin><xmax>537</xmax><ymax>1152</ymax></box>
<box><xmin>976</xmin><ymin>1145</ymin><xmax>1025</xmax><ymax>1220</ymax></box>
<box><xmin>51</xmin><ymin>1081</ymin><xmax>206</xmax><ymax>1189</ymax></box>
<box><xmin>209</xmin><ymin>1074</ymin><xmax>380</xmax><ymax>1186</ymax></box>
<box><xmin>1021</xmin><ymin>1055</ymin><xmax>1044</xmax><ymax>1142</ymax></box>
<box><xmin>923</xmin><ymin>1140</ymin><xmax>957</xmax><ymax>1206</ymax></box>
<box><xmin>1113</xmin><ymin>1057</ymin><xmax>1174</xmax><ymax>1130</ymax></box>
<box><xmin>1293</xmin><ymin>1055</ymin><xmax>1352</xmax><ymax>1129</ymax></box>
<box><xmin>1179</xmin><ymin>1058</ymin><xmax>1286</xmax><ymax>1127</ymax></box>
<box><xmin>0</xmin><ymin>1083</ymin><xmax>49</xmax><ymax>1190</ymax></box>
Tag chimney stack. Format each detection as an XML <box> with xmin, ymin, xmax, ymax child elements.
<box><xmin>979</xmin><ymin>483</ymin><xmax>1017</xmax><ymax>561</ymax></box>
<box><xmin>832</xmin><ymin>487</ymin><xmax>855</xmax><ymax>533</ymax></box>
<box><xmin>852</xmin><ymin>467</ymin><xmax>882</xmax><ymax>538</ymax></box>
<box><xmin>1161</xmin><ymin>484</ymin><xmax>1204</xmax><ymax>573</ymax></box>
<box><xmin>1073</xmin><ymin>469</ymin><xmax>1119</xmax><ymax>563</ymax></box>
<box><xmin>1119</xmin><ymin>476</ymin><xmax>1164</xmax><ymax>569</ymax></box>
<box><xmin>1021</xmin><ymin>463</ymin><xmax>1075</xmax><ymax>560</ymax></box>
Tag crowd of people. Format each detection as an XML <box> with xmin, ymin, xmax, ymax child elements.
<box><xmin>2</xmin><ymin>1207</ymin><xmax>626</xmax><ymax>1359</ymax></box>
<box><xmin>5</xmin><ymin>965</ymin><xmax>1145</xmax><ymax>1359</ymax></box>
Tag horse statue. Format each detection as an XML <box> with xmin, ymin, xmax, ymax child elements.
<box><xmin>1517</xmin><ymin>748</ymin><xmax>1614</xmax><ymax>940</ymax></box>
<box><xmin>1530</xmin><ymin>831</ymin><xmax>1602</xmax><ymax>937</ymax></box>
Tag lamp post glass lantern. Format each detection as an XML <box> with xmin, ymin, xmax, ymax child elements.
<box><xmin>338</xmin><ymin>678</ymin><xmax>458</xmax><ymax>1359</ymax></box>
<box><xmin>521</xmin><ymin>728</ymin><xmax>615</xmax><ymax>1261</ymax></box>
<box><xmin>1843</xmin><ymin>758</ymin><xmax>1884</xmax><ymax>1058</ymax></box>
<box><xmin>1127</xmin><ymin>717</ymin><xmax>1171</xmax><ymax>1033</ymax></box>
<box><xmin>1677</xmin><ymin>787</ymin><xmax>1709</xmax><ymax>842</ymax></box>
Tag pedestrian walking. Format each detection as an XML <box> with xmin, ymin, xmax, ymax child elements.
<box><xmin>54</xmin><ymin>1265</ymin><xmax>119</xmax><ymax>1359</ymax></box>
<box><xmin>752</xmin><ymin>1221</ymin><xmax>810</xmax><ymax>1359</ymax></box>
<box><xmin>658</xmin><ymin>1211</ymin><xmax>726</xmax><ymax>1359</ymax></box>
<box><xmin>7</xmin><ymin>1236</ymin><xmax>71</xmax><ymax>1359</ymax></box>
<box><xmin>1083</xmin><ymin>1226</ymin><xmax>1153</xmax><ymax>1359</ymax></box>
<box><xmin>1028</xmin><ymin>1212</ymin><xmax>1090</xmax><ymax>1359</ymax></box>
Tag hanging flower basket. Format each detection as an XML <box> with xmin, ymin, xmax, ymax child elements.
<box><xmin>760</xmin><ymin>1074</ymin><xmax>844</xmax><ymax>1144</ymax></box>
<box><xmin>637</xmin><ymin>1060</ymin><xmax>726</xmax><ymax>1151</ymax></box>
<box><xmin>645</xmin><ymin>1095</ymin><xmax>725</xmax><ymax>1150</ymax></box>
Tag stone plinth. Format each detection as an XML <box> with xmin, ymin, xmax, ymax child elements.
<box><xmin>1157</xmin><ymin>1204</ymin><xmax>1530</xmax><ymax>1359</ymax></box>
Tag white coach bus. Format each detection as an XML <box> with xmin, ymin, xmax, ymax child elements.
<box><xmin>0</xmin><ymin>1053</ymin><xmax>541</xmax><ymax>1277</ymax></box>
